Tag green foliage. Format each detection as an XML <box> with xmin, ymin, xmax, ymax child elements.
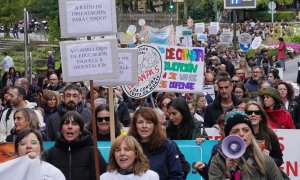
<box><xmin>46</xmin><ymin>16</ymin><xmax>60</xmax><ymax>45</ymax></box>
<box><xmin>252</xmin><ymin>11</ymin><xmax>296</xmax><ymax>22</ymax></box>
<box><xmin>291</xmin><ymin>36</ymin><xmax>300</xmax><ymax>44</ymax></box>
<box><xmin>275</xmin><ymin>0</ymin><xmax>293</xmax><ymax>6</ymax></box>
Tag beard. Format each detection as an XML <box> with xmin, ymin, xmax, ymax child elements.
<box><xmin>65</xmin><ymin>102</ymin><xmax>76</xmax><ymax>110</ymax></box>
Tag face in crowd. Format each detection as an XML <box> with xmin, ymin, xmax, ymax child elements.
<box><xmin>64</xmin><ymin>89</ymin><xmax>81</xmax><ymax>110</ymax></box>
<box><xmin>251</xmin><ymin>67</ymin><xmax>263</xmax><ymax>82</ymax></box>
<box><xmin>17</xmin><ymin>132</ymin><xmax>42</xmax><ymax>156</ymax></box>
<box><xmin>61</xmin><ymin>116</ymin><xmax>81</xmax><ymax>142</ymax></box>
<box><xmin>217</xmin><ymin>80</ymin><xmax>233</xmax><ymax>100</ymax></box>
<box><xmin>97</xmin><ymin>109</ymin><xmax>110</xmax><ymax>135</ymax></box>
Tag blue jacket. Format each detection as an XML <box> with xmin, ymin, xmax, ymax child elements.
<box><xmin>141</xmin><ymin>139</ymin><xmax>185</xmax><ymax>180</ymax></box>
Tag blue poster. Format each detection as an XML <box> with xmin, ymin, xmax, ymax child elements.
<box><xmin>44</xmin><ymin>140</ymin><xmax>218</xmax><ymax>180</ymax></box>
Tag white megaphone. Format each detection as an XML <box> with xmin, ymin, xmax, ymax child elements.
<box><xmin>221</xmin><ymin>135</ymin><xmax>246</xmax><ymax>159</ymax></box>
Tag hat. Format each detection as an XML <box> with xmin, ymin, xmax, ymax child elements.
<box><xmin>224</xmin><ymin>111</ymin><xmax>254</xmax><ymax>136</ymax></box>
<box><xmin>259</xmin><ymin>87</ymin><xmax>283</xmax><ymax>104</ymax></box>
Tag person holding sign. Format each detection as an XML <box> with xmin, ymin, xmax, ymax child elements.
<box><xmin>100</xmin><ymin>135</ymin><xmax>159</xmax><ymax>179</ymax></box>
<box><xmin>209</xmin><ymin>112</ymin><xmax>283</xmax><ymax>179</ymax></box>
<box><xmin>14</xmin><ymin>129</ymin><xmax>65</xmax><ymax>179</ymax></box>
<box><xmin>127</xmin><ymin>107</ymin><xmax>185</xmax><ymax>180</ymax></box>
<box><xmin>43</xmin><ymin>111</ymin><xmax>107</xmax><ymax>180</ymax></box>
<box><xmin>87</xmin><ymin>104</ymin><xmax>121</xmax><ymax>141</ymax></box>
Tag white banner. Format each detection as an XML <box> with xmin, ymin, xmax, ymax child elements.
<box><xmin>0</xmin><ymin>156</ymin><xmax>42</xmax><ymax>179</ymax></box>
<box><xmin>206</xmin><ymin>128</ymin><xmax>300</xmax><ymax>179</ymax></box>
<box><xmin>195</xmin><ymin>23</ymin><xmax>205</xmax><ymax>34</ymax></box>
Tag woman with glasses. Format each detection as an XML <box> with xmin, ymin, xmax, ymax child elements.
<box><xmin>245</xmin><ymin>101</ymin><xmax>283</xmax><ymax>167</ymax></box>
<box><xmin>14</xmin><ymin>129</ymin><xmax>65</xmax><ymax>179</ymax></box>
<box><xmin>6</xmin><ymin>108</ymin><xmax>49</xmax><ymax>142</ymax></box>
<box><xmin>100</xmin><ymin>135</ymin><xmax>159</xmax><ymax>179</ymax></box>
<box><xmin>43</xmin><ymin>111</ymin><xmax>107</xmax><ymax>180</ymax></box>
<box><xmin>88</xmin><ymin>104</ymin><xmax>121</xmax><ymax>141</ymax></box>
<box><xmin>127</xmin><ymin>107</ymin><xmax>185</xmax><ymax>180</ymax></box>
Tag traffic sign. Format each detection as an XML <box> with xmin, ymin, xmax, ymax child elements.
<box><xmin>224</xmin><ymin>0</ymin><xmax>256</xmax><ymax>9</ymax></box>
<box><xmin>268</xmin><ymin>1</ymin><xmax>276</xmax><ymax>10</ymax></box>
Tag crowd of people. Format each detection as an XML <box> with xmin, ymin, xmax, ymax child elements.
<box><xmin>0</xmin><ymin>19</ymin><xmax>298</xmax><ymax>179</ymax></box>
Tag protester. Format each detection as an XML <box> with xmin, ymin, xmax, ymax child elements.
<box><xmin>208</xmin><ymin>112</ymin><xmax>283</xmax><ymax>179</ymax></box>
<box><xmin>127</xmin><ymin>107</ymin><xmax>185</xmax><ymax>179</ymax></box>
<box><xmin>245</xmin><ymin>101</ymin><xmax>283</xmax><ymax>167</ymax></box>
<box><xmin>88</xmin><ymin>104</ymin><xmax>121</xmax><ymax>141</ymax></box>
<box><xmin>276</xmin><ymin>81</ymin><xmax>300</xmax><ymax>129</ymax></box>
<box><xmin>6</xmin><ymin>108</ymin><xmax>49</xmax><ymax>142</ymax></box>
<box><xmin>233</xmin><ymin>82</ymin><xmax>250</xmax><ymax>100</ymax></box>
<box><xmin>0</xmin><ymin>52</ymin><xmax>14</xmax><ymax>72</ymax></box>
<box><xmin>42</xmin><ymin>90</ymin><xmax>60</xmax><ymax>125</ymax></box>
<box><xmin>14</xmin><ymin>129</ymin><xmax>65</xmax><ymax>179</ymax></box>
<box><xmin>46</xmin><ymin>73</ymin><xmax>62</xmax><ymax>91</ymax></box>
<box><xmin>277</xmin><ymin>37</ymin><xmax>286</xmax><ymax>71</ymax></box>
<box><xmin>46</xmin><ymin>85</ymin><xmax>91</xmax><ymax>140</ymax></box>
<box><xmin>167</xmin><ymin>97</ymin><xmax>207</xmax><ymax>140</ymax></box>
<box><xmin>259</xmin><ymin>87</ymin><xmax>295</xmax><ymax>129</ymax></box>
<box><xmin>100</xmin><ymin>135</ymin><xmax>159</xmax><ymax>179</ymax></box>
<box><xmin>192</xmin><ymin>93</ymin><xmax>207</xmax><ymax>118</ymax></box>
<box><xmin>245</xmin><ymin>66</ymin><xmax>265</xmax><ymax>92</ymax></box>
<box><xmin>43</xmin><ymin>111</ymin><xmax>107</xmax><ymax>180</ymax></box>
<box><xmin>204</xmin><ymin>76</ymin><xmax>240</xmax><ymax>127</ymax></box>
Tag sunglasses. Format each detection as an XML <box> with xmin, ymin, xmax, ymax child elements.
<box><xmin>232</xmin><ymin>80</ymin><xmax>240</xmax><ymax>83</ymax></box>
<box><xmin>245</xmin><ymin>110</ymin><xmax>262</xmax><ymax>116</ymax></box>
<box><xmin>97</xmin><ymin>117</ymin><xmax>110</xmax><ymax>122</ymax></box>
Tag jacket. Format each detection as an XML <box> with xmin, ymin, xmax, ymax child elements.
<box><xmin>43</xmin><ymin>131</ymin><xmax>107</xmax><ymax>180</ymax></box>
<box><xmin>286</xmin><ymin>100</ymin><xmax>300</xmax><ymax>129</ymax></box>
<box><xmin>277</xmin><ymin>42</ymin><xmax>286</xmax><ymax>59</ymax></box>
<box><xmin>141</xmin><ymin>139</ymin><xmax>185</xmax><ymax>180</ymax></box>
<box><xmin>204</xmin><ymin>94</ymin><xmax>240</xmax><ymax>127</ymax></box>
<box><xmin>209</xmin><ymin>149</ymin><xmax>283</xmax><ymax>180</ymax></box>
<box><xmin>265</xmin><ymin>108</ymin><xmax>295</xmax><ymax>129</ymax></box>
<box><xmin>46</xmin><ymin>102</ymin><xmax>91</xmax><ymax>140</ymax></box>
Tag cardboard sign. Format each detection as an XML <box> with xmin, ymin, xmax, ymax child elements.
<box><xmin>60</xmin><ymin>38</ymin><xmax>119</xmax><ymax>82</ymax></box>
<box><xmin>195</xmin><ymin>23</ymin><xmax>205</xmax><ymax>34</ymax></box>
<box><xmin>122</xmin><ymin>45</ymin><xmax>163</xmax><ymax>99</ymax></box>
<box><xmin>251</xmin><ymin>36</ymin><xmax>262</xmax><ymax>49</ymax></box>
<box><xmin>156</xmin><ymin>45</ymin><xmax>205</xmax><ymax>93</ymax></box>
<box><xmin>239</xmin><ymin>33</ymin><xmax>252</xmax><ymax>44</ymax></box>
<box><xmin>59</xmin><ymin>0</ymin><xmax>117</xmax><ymax>38</ymax></box>
<box><xmin>203</xmin><ymin>85</ymin><xmax>215</xmax><ymax>100</ymax></box>
<box><xmin>219</xmin><ymin>32</ymin><xmax>233</xmax><ymax>44</ymax></box>
<box><xmin>144</xmin><ymin>25</ymin><xmax>175</xmax><ymax>45</ymax></box>
<box><xmin>208</xmin><ymin>26</ymin><xmax>218</xmax><ymax>35</ymax></box>
<box><xmin>93</xmin><ymin>48</ymin><xmax>138</xmax><ymax>86</ymax></box>
<box><xmin>196</xmin><ymin>34</ymin><xmax>207</xmax><ymax>42</ymax></box>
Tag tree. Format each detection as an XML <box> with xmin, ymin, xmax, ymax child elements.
<box><xmin>0</xmin><ymin>0</ymin><xmax>30</xmax><ymax>38</ymax></box>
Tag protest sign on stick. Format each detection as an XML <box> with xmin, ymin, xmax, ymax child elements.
<box><xmin>59</xmin><ymin>0</ymin><xmax>117</xmax><ymax>38</ymax></box>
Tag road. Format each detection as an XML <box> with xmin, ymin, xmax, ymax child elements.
<box><xmin>283</xmin><ymin>56</ymin><xmax>300</xmax><ymax>95</ymax></box>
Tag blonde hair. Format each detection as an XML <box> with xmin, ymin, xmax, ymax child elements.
<box><xmin>107</xmin><ymin>135</ymin><xmax>149</xmax><ymax>175</ymax></box>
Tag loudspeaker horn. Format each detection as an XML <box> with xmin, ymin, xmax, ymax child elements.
<box><xmin>221</xmin><ymin>135</ymin><xmax>246</xmax><ymax>159</ymax></box>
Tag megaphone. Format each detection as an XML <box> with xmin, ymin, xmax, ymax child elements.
<box><xmin>221</xmin><ymin>135</ymin><xmax>246</xmax><ymax>159</ymax></box>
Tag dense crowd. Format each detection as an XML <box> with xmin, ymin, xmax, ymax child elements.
<box><xmin>0</xmin><ymin>20</ymin><xmax>297</xmax><ymax>179</ymax></box>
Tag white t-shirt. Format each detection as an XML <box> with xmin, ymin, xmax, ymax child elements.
<box><xmin>0</xmin><ymin>55</ymin><xmax>14</xmax><ymax>72</ymax></box>
<box><xmin>100</xmin><ymin>170</ymin><xmax>159</xmax><ymax>180</ymax></box>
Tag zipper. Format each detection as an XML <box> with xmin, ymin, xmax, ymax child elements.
<box><xmin>68</xmin><ymin>146</ymin><xmax>71</xmax><ymax>180</ymax></box>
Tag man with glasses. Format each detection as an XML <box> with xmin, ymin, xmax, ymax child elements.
<box><xmin>46</xmin><ymin>85</ymin><xmax>91</xmax><ymax>140</ymax></box>
<box><xmin>245</xmin><ymin>66</ymin><xmax>265</xmax><ymax>93</ymax></box>
<box><xmin>46</xmin><ymin>73</ymin><xmax>62</xmax><ymax>91</ymax></box>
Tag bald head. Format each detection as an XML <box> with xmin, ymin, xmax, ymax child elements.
<box><xmin>205</xmin><ymin>73</ymin><xmax>214</xmax><ymax>85</ymax></box>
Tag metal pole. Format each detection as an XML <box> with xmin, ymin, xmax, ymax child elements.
<box><xmin>176</xmin><ymin>2</ymin><xmax>179</xmax><ymax>25</ymax></box>
<box><xmin>271</xmin><ymin>1</ymin><xmax>274</xmax><ymax>25</ymax></box>
<box><xmin>24</xmin><ymin>8</ymin><xmax>28</xmax><ymax>78</ymax></box>
<box><xmin>29</xmin><ymin>52</ymin><xmax>32</xmax><ymax>84</ymax></box>
<box><xmin>233</xmin><ymin>9</ymin><xmax>237</xmax><ymax>51</ymax></box>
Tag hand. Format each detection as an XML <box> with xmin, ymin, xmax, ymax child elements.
<box><xmin>225</xmin><ymin>158</ymin><xmax>238</xmax><ymax>172</ymax></box>
<box><xmin>196</xmin><ymin>138</ymin><xmax>205</xmax><ymax>144</ymax></box>
<box><xmin>27</xmin><ymin>152</ymin><xmax>38</xmax><ymax>159</ymax></box>
<box><xmin>194</xmin><ymin>161</ymin><xmax>206</xmax><ymax>171</ymax></box>
<box><xmin>262</xmin><ymin>149</ymin><xmax>270</xmax><ymax>156</ymax></box>
<box><xmin>0</xmin><ymin>140</ymin><xmax>6</xmax><ymax>145</ymax></box>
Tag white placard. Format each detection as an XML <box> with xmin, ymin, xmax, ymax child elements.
<box><xmin>208</xmin><ymin>26</ymin><xmax>218</xmax><ymax>35</ymax></box>
<box><xmin>60</xmin><ymin>38</ymin><xmax>119</xmax><ymax>82</ymax></box>
<box><xmin>94</xmin><ymin>48</ymin><xmax>138</xmax><ymax>86</ymax></box>
<box><xmin>195</xmin><ymin>23</ymin><xmax>205</xmax><ymax>34</ymax></box>
<box><xmin>210</xmin><ymin>22</ymin><xmax>219</xmax><ymax>29</ymax></box>
<box><xmin>59</xmin><ymin>0</ymin><xmax>117</xmax><ymax>38</ymax></box>
<box><xmin>203</xmin><ymin>85</ymin><xmax>215</xmax><ymax>100</ymax></box>
<box><xmin>239</xmin><ymin>33</ymin><xmax>252</xmax><ymax>44</ymax></box>
<box><xmin>219</xmin><ymin>32</ymin><xmax>233</xmax><ymax>44</ymax></box>
<box><xmin>251</xmin><ymin>36</ymin><xmax>262</xmax><ymax>49</ymax></box>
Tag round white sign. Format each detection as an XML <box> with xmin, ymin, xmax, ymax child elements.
<box><xmin>128</xmin><ymin>25</ymin><xmax>137</xmax><ymax>33</ymax></box>
<box><xmin>268</xmin><ymin>1</ymin><xmax>276</xmax><ymax>10</ymax></box>
<box><xmin>138</xmin><ymin>19</ymin><xmax>145</xmax><ymax>26</ymax></box>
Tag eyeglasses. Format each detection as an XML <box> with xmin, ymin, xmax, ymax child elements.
<box><xmin>18</xmin><ymin>139</ymin><xmax>40</xmax><ymax>147</ymax></box>
<box><xmin>232</xmin><ymin>80</ymin><xmax>240</xmax><ymax>83</ymax></box>
<box><xmin>245</xmin><ymin>110</ymin><xmax>262</xmax><ymax>116</ymax></box>
<box><xmin>97</xmin><ymin>117</ymin><xmax>110</xmax><ymax>123</ymax></box>
<box><xmin>65</xmin><ymin>93</ymin><xmax>79</xmax><ymax>98</ymax></box>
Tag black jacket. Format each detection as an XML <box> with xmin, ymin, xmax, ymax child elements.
<box><xmin>43</xmin><ymin>131</ymin><xmax>107</xmax><ymax>180</ymax></box>
<box><xmin>204</xmin><ymin>93</ymin><xmax>240</xmax><ymax>127</ymax></box>
<box><xmin>46</xmin><ymin>102</ymin><xmax>91</xmax><ymax>140</ymax></box>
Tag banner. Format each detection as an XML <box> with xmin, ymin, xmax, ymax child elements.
<box><xmin>219</xmin><ymin>32</ymin><xmax>233</xmax><ymax>44</ymax></box>
<box><xmin>0</xmin><ymin>143</ymin><xmax>16</xmax><ymax>163</ymax></box>
<box><xmin>144</xmin><ymin>25</ymin><xmax>175</xmax><ymax>45</ymax></box>
<box><xmin>59</xmin><ymin>0</ymin><xmax>117</xmax><ymax>38</ymax></box>
<box><xmin>206</xmin><ymin>128</ymin><xmax>300</xmax><ymax>179</ymax></box>
<box><xmin>196</xmin><ymin>34</ymin><xmax>207</xmax><ymax>42</ymax></box>
<box><xmin>156</xmin><ymin>45</ymin><xmax>205</xmax><ymax>93</ymax></box>
<box><xmin>122</xmin><ymin>45</ymin><xmax>162</xmax><ymax>99</ymax></box>
<box><xmin>60</xmin><ymin>38</ymin><xmax>119</xmax><ymax>82</ymax></box>
<box><xmin>0</xmin><ymin>156</ymin><xmax>42</xmax><ymax>179</ymax></box>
